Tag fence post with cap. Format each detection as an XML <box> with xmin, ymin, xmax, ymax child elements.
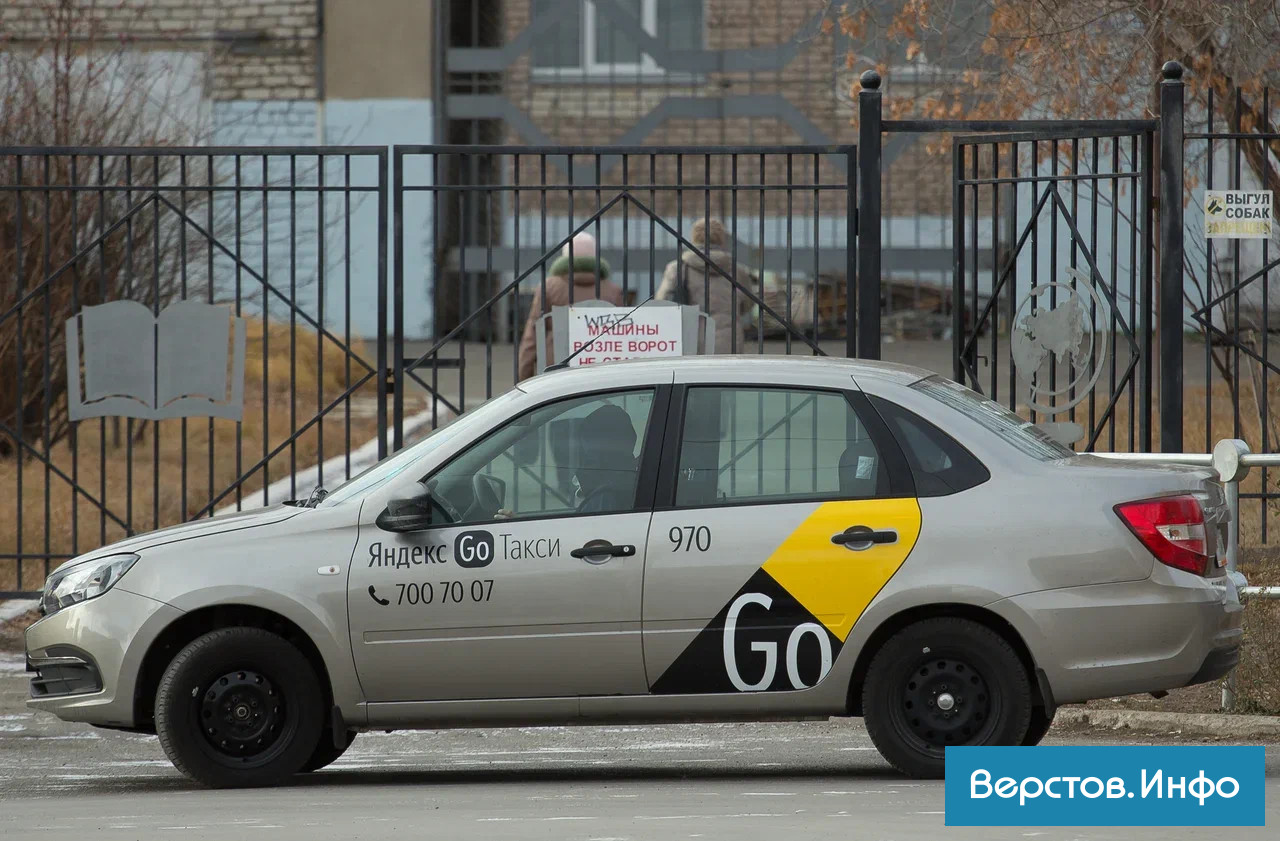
<box><xmin>1158</xmin><ymin>60</ymin><xmax>1185</xmax><ymax>452</ymax></box>
<box><xmin>857</xmin><ymin>70</ymin><xmax>882</xmax><ymax>360</ymax></box>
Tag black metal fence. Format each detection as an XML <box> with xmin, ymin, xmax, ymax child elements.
<box><xmin>1184</xmin><ymin>82</ymin><xmax>1280</xmax><ymax>543</ymax></box>
<box><xmin>949</xmin><ymin>126</ymin><xmax>1156</xmax><ymax>452</ymax></box>
<box><xmin>5</xmin><ymin>63</ymin><xmax>1280</xmax><ymax>596</ymax></box>
<box><xmin>0</xmin><ymin>147</ymin><xmax>387</xmax><ymax>595</ymax></box>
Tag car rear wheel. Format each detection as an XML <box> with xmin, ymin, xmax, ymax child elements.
<box><xmin>301</xmin><ymin>730</ymin><xmax>358</xmax><ymax>773</ymax></box>
<box><xmin>862</xmin><ymin>617</ymin><xmax>1032</xmax><ymax>779</ymax></box>
<box><xmin>155</xmin><ymin>627</ymin><xmax>325</xmax><ymax>788</ymax></box>
<box><xmin>1022</xmin><ymin>706</ymin><xmax>1054</xmax><ymax>746</ymax></box>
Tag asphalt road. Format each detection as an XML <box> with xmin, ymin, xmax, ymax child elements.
<box><xmin>1</xmin><ymin>655</ymin><xmax>1276</xmax><ymax>840</ymax></box>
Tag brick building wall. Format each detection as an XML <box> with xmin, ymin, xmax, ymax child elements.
<box><xmin>0</xmin><ymin>0</ymin><xmax>319</xmax><ymax>102</ymax></box>
<box><xmin>487</xmin><ymin>1</ymin><xmax>950</xmax><ymax>222</ymax></box>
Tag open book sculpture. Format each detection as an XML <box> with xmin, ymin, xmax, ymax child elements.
<box><xmin>66</xmin><ymin>300</ymin><xmax>247</xmax><ymax>421</ymax></box>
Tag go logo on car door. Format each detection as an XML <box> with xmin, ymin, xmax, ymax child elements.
<box><xmin>651</xmin><ymin>499</ymin><xmax>922</xmax><ymax>694</ymax></box>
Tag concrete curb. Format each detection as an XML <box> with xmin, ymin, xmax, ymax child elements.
<box><xmin>1057</xmin><ymin>708</ymin><xmax>1280</xmax><ymax>739</ymax></box>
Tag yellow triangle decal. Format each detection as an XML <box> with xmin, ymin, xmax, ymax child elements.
<box><xmin>761</xmin><ymin>498</ymin><xmax>921</xmax><ymax>642</ymax></box>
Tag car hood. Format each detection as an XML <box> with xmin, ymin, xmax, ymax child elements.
<box><xmin>78</xmin><ymin>505</ymin><xmax>303</xmax><ymax>560</ymax></box>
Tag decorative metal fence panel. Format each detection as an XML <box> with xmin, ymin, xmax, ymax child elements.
<box><xmin>0</xmin><ymin>147</ymin><xmax>388</xmax><ymax>595</ymax></box>
<box><xmin>1185</xmin><ymin>85</ymin><xmax>1280</xmax><ymax>544</ymax></box>
<box><xmin>949</xmin><ymin>126</ymin><xmax>1157</xmax><ymax>452</ymax></box>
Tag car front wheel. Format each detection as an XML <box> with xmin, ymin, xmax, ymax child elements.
<box><xmin>155</xmin><ymin>627</ymin><xmax>325</xmax><ymax>788</ymax></box>
<box><xmin>862</xmin><ymin>617</ymin><xmax>1032</xmax><ymax>779</ymax></box>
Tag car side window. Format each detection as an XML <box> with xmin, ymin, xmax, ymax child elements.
<box><xmin>426</xmin><ymin>389</ymin><xmax>655</xmax><ymax>525</ymax></box>
<box><xmin>674</xmin><ymin>387</ymin><xmax>890</xmax><ymax>508</ymax></box>
<box><xmin>868</xmin><ymin>395</ymin><xmax>990</xmax><ymax>497</ymax></box>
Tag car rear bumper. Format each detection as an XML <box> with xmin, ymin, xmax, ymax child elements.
<box><xmin>988</xmin><ymin>566</ymin><xmax>1244</xmax><ymax>705</ymax></box>
<box><xmin>1186</xmin><ymin>642</ymin><xmax>1240</xmax><ymax>687</ymax></box>
<box><xmin>24</xmin><ymin>587</ymin><xmax>181</xmax><ymax>728</ymax></box>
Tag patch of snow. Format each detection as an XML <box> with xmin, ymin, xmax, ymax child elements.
<box><xmin>0</xmin><ymin>599</ymin><xmax>38</xmax><ymax>623</ymax></box>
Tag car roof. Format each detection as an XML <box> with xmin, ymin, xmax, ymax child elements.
<box><xmin>518</xmin><ymin>355</ymin><xmax>933</xmax><ymax>395</ymax></box>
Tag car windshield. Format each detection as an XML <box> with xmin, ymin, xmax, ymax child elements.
<box><xmin>910</xmin><ymin>375</ymin><xmax>1075</xmax><ymax>461</ymax></box>
<box><xmin>317</xmin><ymin>389</ymin><xmax>524</xmax><ymax>506</ymax></box>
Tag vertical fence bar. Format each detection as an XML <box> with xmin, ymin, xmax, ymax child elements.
<box><xmin>150</xmin><ymin>156</ymin><xmax>161</xmax><ymax>530</ymax></box>
<box><xmin>316</xmin><ymin>154</ymin><xmax>326</xmax><ymax>488</ymax></box>
<box><xmin>952</xmin><ymin>142</ymin><xmax>965</xmax><ymax>382</ymax></box>
<box><xmin>260</xmin><ymin>155</ymin><xmax>270</xmax><ymax>502</ymax></box>
<box><xmin>376</xmin><ymin>150</ymin><xmax>389</xmax><ymax>459</ymax></box>
<box><xmin>70</xmin><ymin>156</ymin><xmax>81</xmax><ymax>560</ymax></box>
<box><xmin>392</xmin><ymin>148</ymin><xmax>405</xmax><ymax>451</ymax></box>
<box><xmin>344</xmin><ymin>155</ymin><xmax>354</xmax><ymax>474</ymax></box>
<box><xmin>856</xmin><ymin>71</ymin><xmax>882</xmax><ymax>360</ymax></box>
<box><xmin>1139</xmin><ymin>130</ymin><xmax>1154</xmax><ymax>451</ymax></box>
<box><xmin>845</xmin><ymin>146</ymin><xmax>857</xmax><ymax>358</ymax></box>
<box><xmin>1263</xmin><ymin>87</ymin><xmax>1273</xmax><ymax>542</ymax></box>
<box><xmin>41</xmin><ymin>156</ymin><xmax>52</xmax><ymax>569</ymax></box>
<box><xmin>1158</xmin><ymin>61</ymin><xmax>1185</xmax><ymax>452</ymax></box>
<box><xmin>289</xmin><ymin>155</ymin><xmax>298</xmax><ymax>499</ymax></box>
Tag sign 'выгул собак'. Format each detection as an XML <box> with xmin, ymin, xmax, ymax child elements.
<box><xmin>1204</xmin><ymin>190</ymin><xmax>1273</xmax><ymax>239</ymax></box>
<box><xmin>566</xmin><ymin>305</ymin><xmax>684</xmax><ymax>366</ymax></box>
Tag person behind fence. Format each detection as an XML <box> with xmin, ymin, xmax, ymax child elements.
<box><xmin>656</xmin><ymin>218</ymin><xmax>751</xmax><ymax>354</ymax></box>
<box><xmin>517</xmin><ymin>232</ymin><xmax>624</xmax><ymax>381</ymax></box>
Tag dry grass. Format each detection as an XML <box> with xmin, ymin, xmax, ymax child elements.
<box><xmin>0</xmin><ymin>320</ymin><xmax>400</xmax><ymax>592</ymax></box>
<box><xmin>1235</xmin><ymin>548</ymin><xmax>1280</xmax><ymax>714</ymax></box>
<box><xmin>0</xmin><ymin>608</ymin><xmax>37</xmax><ymax>651</ymax></box>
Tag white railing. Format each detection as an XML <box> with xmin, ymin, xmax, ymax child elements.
<box><xmin>1094</xmin><ymin>439</ymin><xmax>1280</xmax><ymax>712</ymax></box>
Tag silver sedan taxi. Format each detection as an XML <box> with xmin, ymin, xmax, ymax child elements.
<box><xmin>25</xmin><ymin>357</ymin><xmax>1244</xmax><ymax>786</ymax></box>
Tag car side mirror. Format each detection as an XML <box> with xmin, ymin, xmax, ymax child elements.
<box><xmin>376</xmin><ymin>495</ymin><xmax>437</xmax><ymax>533</ymax></box>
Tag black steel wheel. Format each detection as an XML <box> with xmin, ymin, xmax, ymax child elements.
<box><xmin>862</xmin><ymin>617</ymin><xmax>1032</xmax><ymax>779</ymax></box>
<box><xmin>198</xmin><ymin>669</ymin><xmax>289</xmax><ymax>762</ymax></box>
<box><xmin>156</xmin><ymin>627</ymin><xmax>324</xmax><ymax>788</ymax></box>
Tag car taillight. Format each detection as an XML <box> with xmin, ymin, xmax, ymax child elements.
<box><xmin>1114</xmin><ymin>495</ymin><xmax>1208</xmax><ymax>575</ymax></box>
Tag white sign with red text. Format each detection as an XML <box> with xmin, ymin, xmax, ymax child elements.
<box><xmin>566</xmin><ymin>306</ymin><xmax>684</xmax><ymax>366</ymax></box>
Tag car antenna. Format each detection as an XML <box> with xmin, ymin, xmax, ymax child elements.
<box><xmin>545</xmin><ymin>295</ymin><xmax>655</xmax><ymax>372</ymax></box>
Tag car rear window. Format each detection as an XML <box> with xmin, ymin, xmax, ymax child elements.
<box><xmin>910</xmin><ymin>376</ymin><xmax>1075</xmax><ymax>461</ymax></box>
<box><xmin>868</xmin><ymin>395</ymin><xmax>989</xmax><ymax>496</ymax></box>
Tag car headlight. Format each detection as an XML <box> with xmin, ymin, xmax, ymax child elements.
<box><xmin>41</xmin><ymin>553</ymin><xmax>139</xmax><ymax>616</ymax></box>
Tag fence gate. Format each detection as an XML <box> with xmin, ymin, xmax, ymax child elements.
<box><xmin>950</xmin><ymin>126</ymin><xmax>1158</xmax><ymax>451</ymax></box>
<box><xmin>1</xmin><ymin>146</ymin><xmax>388</xmax><ymax>595</ymax></box>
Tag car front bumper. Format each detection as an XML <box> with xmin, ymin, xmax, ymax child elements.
<box><xmin>25</xmin><ymin>586</ymin><xmax>181</xmax><ymax>728</ymax></box>
<box><xmin>989</xmin><ymin>565</ymin><xmax>1245</xmax><ymax>705</ymax></box>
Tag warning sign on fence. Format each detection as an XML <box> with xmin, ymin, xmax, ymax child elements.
<box><xmin>566</xmin><ymin>306</ymin><xmax>683</xmax><ymax>367</ymax></box>
<box><xmin>1204</xmin><ymin>190</ymin><xmax>1273</xmax><ymax>239</ymax></box>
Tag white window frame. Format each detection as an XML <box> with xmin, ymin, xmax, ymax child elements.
<box><xmin>532</xmin><ymin>0</ymin><xmax>703</xmax><ymax>79</ymax></box>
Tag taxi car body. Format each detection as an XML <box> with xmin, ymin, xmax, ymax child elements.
<box><xmin>25</xmin><ymin>357</ymin><xmax>1244</xmax><ymax>786</ymax></box>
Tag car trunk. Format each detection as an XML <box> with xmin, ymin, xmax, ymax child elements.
<box><xmin>1058</xmin><ymin>455</ymin><xmax>1230</xmax><ymax>577</ymax></box>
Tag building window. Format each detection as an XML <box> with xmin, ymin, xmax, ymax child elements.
<box><xmin>531</xmin><ymin>0</ymin><xmax>704</xmax><ymax>76</ymax></box>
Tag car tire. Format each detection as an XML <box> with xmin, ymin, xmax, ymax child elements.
<box><xmin>1022</xmin><ymin>706</ymin><xmax>1054</xmax><ymax>746</ymax></box>
<box><xmin>862</xmin><ymin>617</ymin><xmax>1032</xmax><ymax>779</ymax></box>
<box><xmin>155</xmin><ymin>627</ymin><xmax>325</xmax><ymax>788</ymax></box>
<box><xmin>301</xmin><ymin>730</ymin><xmax>358</xmax><ymax>773</ymax></box>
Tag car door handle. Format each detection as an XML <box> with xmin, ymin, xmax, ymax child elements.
<box><xmin>570</xmin><ymin>542</ymin><xmax>636</xmax><ymax>560</ymax></box>
<box><xmin>831</xmin><ymin>526</ymin><xmax>897</xmax><ymax>550</ymax></box>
